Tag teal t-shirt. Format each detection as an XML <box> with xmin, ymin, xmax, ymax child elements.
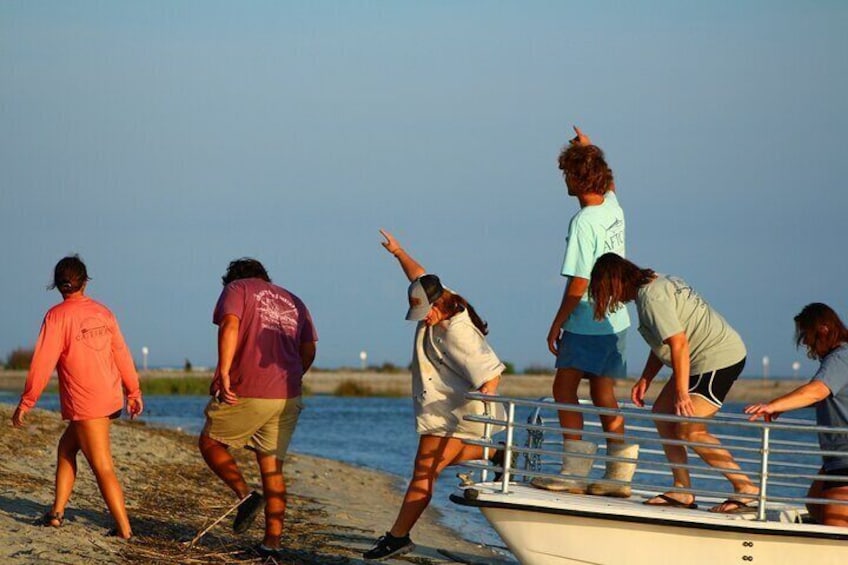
<box><xmin>560</xmin><ymin>191</ymin><xmax>630</xmax><ymax>335</ymax></box>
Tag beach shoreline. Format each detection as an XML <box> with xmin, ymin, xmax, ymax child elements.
<box><xmin>0</xmin><ymin>403</ymin><xmax>513</xmax><ymax>565</ymax></box>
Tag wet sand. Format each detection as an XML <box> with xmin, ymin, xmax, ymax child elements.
<box><xmin>0</xmin><ymin>404</ymin><xmax>512</xmax><ymax>565</ymax></box>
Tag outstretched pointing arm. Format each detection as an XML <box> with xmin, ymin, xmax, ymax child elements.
<box><xmin>380</xmin><ymin>229</ymin><xmax>426</xmax><ymax>282</ymax></box>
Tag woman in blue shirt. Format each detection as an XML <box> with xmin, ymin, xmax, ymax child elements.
<box><xmin>746</xmin><ymin>303</ymin><xmax>848</xmax><ymax>527</ymax></box>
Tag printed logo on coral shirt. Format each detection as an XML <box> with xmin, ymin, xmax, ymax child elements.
<box><xmin>76</xmin><ymin>317</ymin><xmax>110</xmax><ymax>350</ymax></box>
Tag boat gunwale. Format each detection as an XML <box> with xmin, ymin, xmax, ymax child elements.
<box><xmin>449</xmin><ymin>489</ymin><xmax>848</xmax><ymax>542</ymax></box>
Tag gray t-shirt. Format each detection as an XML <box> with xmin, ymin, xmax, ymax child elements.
<box><xmin>636</xmin><ymin>275</ymin><xmax>746</xmax><ymax>375</ymax></box>
<box><xmin>812</xmin><ymin>343</ymin><xmax>848</xmax><ymax>471</ymax></box>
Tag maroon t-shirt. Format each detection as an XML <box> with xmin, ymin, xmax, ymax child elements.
<box><xmin>213</xmin><ymin>278</ymin><xmax>317</xmax><ymax>399</ymax></box>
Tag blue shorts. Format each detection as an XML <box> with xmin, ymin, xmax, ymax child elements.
<box><xmin>556</xmin><ymin>330</ymin><xmax>627</xmax><ymax>379</ymax></box>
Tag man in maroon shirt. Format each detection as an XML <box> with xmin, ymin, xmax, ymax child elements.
<box><xmin>199</xmin><ymin>258</ymin><xmax>317</xmax><ymax>558</ymax></box>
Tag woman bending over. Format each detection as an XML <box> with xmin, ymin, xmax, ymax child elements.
<box><xmin>363</xmin><ymin>230</ymin><xmax>504</xmax><ymax>561</ymax></box>
<box><xmin>590</xmin><ymin>253</ymin><xmax>758</xmax><ymax>513</ymax></box>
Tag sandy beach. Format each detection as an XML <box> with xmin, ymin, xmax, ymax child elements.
<box><xmin>0</xmin><ymin>403</ymin><xmax>512</xmax><ymax>565</ymax></box>
<box><xmin>0</xmin><ymin>370</ymin><xmax>808</xmax><ymax>564</ymax></box>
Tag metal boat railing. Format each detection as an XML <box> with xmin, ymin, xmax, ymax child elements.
<box><xmin>460</xmin><ymin>393</ymin><xmax>848</xmax><ymax>522</ymax></box>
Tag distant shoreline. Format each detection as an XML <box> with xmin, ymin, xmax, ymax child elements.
<box><xmin>0</xmin><ymin>369</ymin><xmax>808</xmax><ymax>404</ymax></box>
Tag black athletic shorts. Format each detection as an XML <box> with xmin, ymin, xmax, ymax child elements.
<box><xmin>688</xmin><ymin>357</ymin><xmax>746</xmax><ymax>407</ymax></box>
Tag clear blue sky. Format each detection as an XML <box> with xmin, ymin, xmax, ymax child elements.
<box><xmin>2</xmin><ymin>2</ymin><xmax>846</xmax><ymax>378</ymax></box>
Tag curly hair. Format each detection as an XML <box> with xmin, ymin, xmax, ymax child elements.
<box><xmin>222</xmin><ymin>258</ymin><xmax>271</xmax><ymax>286</ymax></box>
<box><xmin>794</xmin><ymin>303</ymin><xmax>848</xmax><ymax>360</ymax></box>
<box><xmin>589</xmin><ymin>253</ymin><xmax>655</xmax><ymax>320</ymax></box>
<box><xmin>49</xmin><ymin>255</ymin><xmax>91</xmax><ymax>295</ymax></box>
<box><xmin>558</xmin><ymin>144</ymin><xmax>614</xmax><ymax>196</ymax></box>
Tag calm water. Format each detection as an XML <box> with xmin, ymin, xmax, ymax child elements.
<box><xmin>0</xmin><ymin>391</ymin><xmax>819</xmax><ymax>558</ymax></box>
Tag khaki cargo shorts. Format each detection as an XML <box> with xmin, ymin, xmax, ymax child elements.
<box><xmin>202</xmin><ymin>396</ymin><xmax>302</xmax><ymax>460</ymax></box>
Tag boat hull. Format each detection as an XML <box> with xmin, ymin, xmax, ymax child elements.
<box><xmin>452</xmin><ymin>485</ymin><xmax>848</xmax><ymax>565</ymax></box>
<box><xmin>480</xmin><ymin>506</ymin><xmax>844</xmax><ymax>565</ymax></box>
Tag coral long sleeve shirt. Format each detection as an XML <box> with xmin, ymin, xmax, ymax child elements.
<box><xmin>20</xmin><ymin>295</ymin><xmax>141</xmax><ymax>421</ymax></box>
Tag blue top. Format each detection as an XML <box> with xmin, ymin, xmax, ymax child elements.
<box><xmin>560</xmin><ymin>191</ymin><xmax>630</xmax><ymax>335</ymax></box>
<box><xmin>812</xmin><ymin>342</ymin><xmax>848</xmax><ymax>471</ymax></box>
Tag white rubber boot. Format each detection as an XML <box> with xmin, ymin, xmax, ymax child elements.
<box><xmin>531</xmin><ymin>439</ymin><xmax>597</xmax><ymax>494</ymax></box>
<box><xmin>587</xmin><ymin>443</ymin><xmax>639</xmax><ymax>498</ymax></box>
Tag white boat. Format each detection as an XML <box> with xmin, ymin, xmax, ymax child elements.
<box><xmin>451</xmin><ymin>395</ymin><xmax>848</xmax><ymax>565</ymax></box>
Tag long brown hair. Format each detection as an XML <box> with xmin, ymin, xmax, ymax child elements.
<box><xmin>589</xmin><ymin>253</ymin><xmax>655</xmax><ymax>320</ymax></box>
<box><xmin>794</xmin><ymin>303</ymin><xmax>848</xmax><ymax>360</ymax></box>
<box><xmin>438</xmin><ymin>291</ymin><xmax>489</xmax><ymax>335</ymax></box>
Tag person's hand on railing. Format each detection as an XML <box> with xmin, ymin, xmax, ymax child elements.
<box><xmin>744</xmin><ymin>402</ymin><xmax>781</xmax><ymax>422</ymax></box>
<box><xmin>478</xmin><ymin>375</ymin><xmax>500</xmax><ymax>395</ymax></box>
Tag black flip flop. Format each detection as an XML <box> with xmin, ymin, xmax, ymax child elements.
<box><xmin>643</xmin><ymin>493</ymin><xmax>698</xmax><ymax>509</ymax></box>
<box><xmin>709</xmin><ymin>498</ymin><xmax>758</xmax><ymax>514</ymax></box>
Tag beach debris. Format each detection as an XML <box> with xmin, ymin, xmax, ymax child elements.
<box><xmin>186</xmin><ymin>496</ymin><xmax>248</xmax><ymax>548</ymax></box>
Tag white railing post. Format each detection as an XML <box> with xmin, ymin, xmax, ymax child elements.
<box><xmin>501</xmin><ymin>402</ymin><xmax>516</xmax><ymax>494</ymax></box>
<box><xmin>757</xmin><ymin>426</ymin><xmax>770</xmax><ymax>521</ymax></box>
<box><xmin>481</xmin><ymin>401</ymin><xmax>493</xmax><ymax>483</ymax></box>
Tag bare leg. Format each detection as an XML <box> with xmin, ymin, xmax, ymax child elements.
<box><xmin>51</xmin><ymin>424</ymin><xmax>80</xmax><ymax>522</ymax></box>
<box><xmin>389</xmin><ymin>435</ymin><xmax>476</xmax><ymax>537</ymax></box>
<box><xmin>645</xmin><ymin>381</ymin><xmax>695</xmax><ymax>505</ymax></box>
<box><xmin>680</xmin><ymin>396</ymin><xmax>758</xmax><ymax>510</ymax></box>
<box><xmin>74</xmin><ymin>418</ymin><xmax>132</xmax><ymax>538</ymax></box>
<box><xmin>198</xmin><ymin>434</ymin><xmax>251</xmax><ymax>499</ymax></box>
<box><xmin>588</xmin><ymin>376</ymin><xmax>624</xmax><ymax>446</ymax></box>
<box><xmin>806</xmin><ymin>474</ymin><xmax>848</xmax><ymax>526</ymax></box>
<box><xmin>255</xmin><ymin>452</ymin><xmax>285</xmax><ymax>548</ymax></box>
<box><xmin>807</xmin><ymin>477</ymin><xmax>826</xmax><ymax>524</ymax></box>
<box><xmin>648</xmin><ymin>388</ymin><xmax>758</xmax><ymax>509</ymax></box>
<box><xmin>552</xmin><ymin>368</ymin><xmax>584</xmax><ymax>442</ymax></box>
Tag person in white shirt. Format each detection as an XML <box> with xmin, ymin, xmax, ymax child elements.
<box><xmin>363</xmin><ymin>229</ymin><xmax>505</xmax><ymax>561</ymax></box>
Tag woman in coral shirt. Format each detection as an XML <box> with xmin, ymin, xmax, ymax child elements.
<box><xmin>11</xmin><ymin>255</ymin><xmax>143</xmax><ymax>538</ymax></box>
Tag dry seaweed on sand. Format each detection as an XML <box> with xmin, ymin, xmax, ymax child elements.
<box><xmin>0</xmin><ymin>404</ymin><xmax>512</xmax><ymax>565</ymax></box>
<box><xmin>113</xmin><ymin>430</ymin><xmax>348</xmax><ymax>564</ymax></box>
